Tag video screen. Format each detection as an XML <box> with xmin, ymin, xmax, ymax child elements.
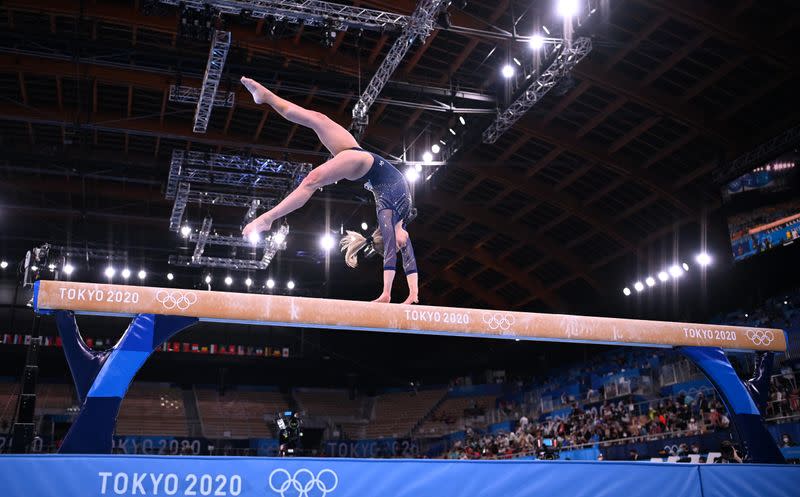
<box><xmin>723</xmin><ymin>153</ymin><xmax>800</xmax><ymax>262</ymax></box>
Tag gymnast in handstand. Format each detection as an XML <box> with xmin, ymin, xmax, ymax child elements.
<box><xmin>240</xmin><ymin>77</ymin><xmax>418</xmax><ymax>304</ymax></box>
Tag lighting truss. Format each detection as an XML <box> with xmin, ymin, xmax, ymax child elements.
<box><xmin>350</xmin><ymin>0</ymin><xmax>447</xmax><ymax>139</ymax></box>
<box><xmin>169</xmin><ymin>85</ymin><xmax>235</xmax><ymax>108</ymax></box>
<box><xmin>482</xmin><ymin>37</ymin><xmax>592</xmax><ymax>144</ymax></box>
<box><xmin>169</xmin><ymin>224</ymin><xmax>290</xmax><ymax>270</ymax></box>
<box><xmin>713</xmin><ymin>123</ymin><xmax>800</xmax><ymax>184</ymax></box>
<box><xmin>194</xmin><ymin>30</ymin><xmax>231</xmax><ymax>133</ymax></box>
<box><xmin>161</xmin><ymin>0</ymin><xmax>409</xmax><ymax>32</ymax></box>
<box><xmin>192</xmin><ymin>216</ymin><xmax>214</xmax><ymax>262</ymax></box>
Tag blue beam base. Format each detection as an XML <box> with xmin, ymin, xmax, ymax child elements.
<box><xmin>55</xmin><ymin>312</ymin><xmax>197</xmax><ymax>454</ymax></box>
<box><xmin>680</xmin><ymin>347</ymin><xmax>785</xmax><ymax>464</ymax></box>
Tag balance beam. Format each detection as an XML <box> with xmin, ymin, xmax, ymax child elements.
<box><xmin>33</xmin><ymin>281</ymin><xmax>786</xmax><ymax>352</ymax></box>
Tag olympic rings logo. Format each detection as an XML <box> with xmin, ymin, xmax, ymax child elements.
<box><xmin>268</xmin><ymin>468</ymin><xmax>338</xmax><ymax>497</ymax></box>
<box><xmin>663</xmin><ymin>444</ymin><xmax>679</xmax><ymax>455</ymax></box>
<box><xmin>746</xmin><ymin>329</ymin><xmax>775</xmax><ymax>346</ymax></box>
<box><xmin>482</xmin><ymin>312</ymin><xmax>515</xmax><ymax>332</ymax></box>
<box><xmin>155</xmin><ymin>290</ymin><xmax>198</xmax><ymax>311</ymax></box>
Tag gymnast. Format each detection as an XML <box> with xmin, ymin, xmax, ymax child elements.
<box><xmin>240</xmin><ymin>77</ymin><xmax>419</xmax><ymax>304</ymax></box>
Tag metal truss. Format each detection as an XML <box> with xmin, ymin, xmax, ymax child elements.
<box><xmin>713</xmin><ymin>123</ymin><xmax>800</xmax><ymax>184</ymax></box>
<box><xmin>192</xmin><ymin>216</ymin><xmax>214</xmax><ymax>262</ymax></box>
<box><xmin>169</xmin><ymin>85</ymin><xmax>235</xmax><ymax>108</ymax></box>
<box><xmin>169</xmin><ymin>224</ymin><xmax>291</xmax><ymax>270</ymax></box>
<box><xmin>482</xmin><ymin>37</ymin><xmax>593</xmax><ymax>144</ymax></box>
<box><xmin>262</xmin><ymin>224</ymin><xmax>289</xmax><ymax>267</ymax></box>
<box><xmin>350</xmin><ymin>0</ymin><xmax>447</xmax><ymax>139</ymax></box>
<box><xmin>169</xmin><ymin>255</ymin><xmax>270</xmax><ymax>271</ymax></box>
<box><xmin>194</xmin><ymin>30</ymin><xmax>231</xmax><ymax>134</ymax></box>
<box><xmin>161</xmin><ymin>0</ymin><xmax>409</xmax><ymax>32</ymax></box>
<box><xmin>169</xmin><ymin>182</ymin><xmax>191</xmax><ymax>231</ymax></box>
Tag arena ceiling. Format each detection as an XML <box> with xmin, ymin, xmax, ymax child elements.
<box><xmin>1</xmin><ymin>0</ymin><xmax>799</xmax><ymax>314</ymax></box>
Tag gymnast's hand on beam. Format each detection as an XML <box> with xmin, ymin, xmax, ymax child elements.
<box><xmin>243</xmin><ymin>214</ymin><xmax>273</xmax><ymax>239</ymax></box>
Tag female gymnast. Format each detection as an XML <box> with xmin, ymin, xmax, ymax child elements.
<box><xmin>240</xmin><ymin>77</ymin><xmax>418</xmax><ymax>304</ymax></box>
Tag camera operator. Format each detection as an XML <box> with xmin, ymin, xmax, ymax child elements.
<box><xmin>715</xmin><ymin>440</ymin><xmax>743</xmax><ymax>463</ymax></box>
<box><xmin>276</xmin><ymin>412</ymin><xmax>303</xmax><ymax>457</ymax></box>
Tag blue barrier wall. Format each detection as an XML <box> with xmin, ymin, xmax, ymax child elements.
<box><xmin>0</xmin><ymin>455</ymin><xmax>798</xmax><ymax>497</ymax></box>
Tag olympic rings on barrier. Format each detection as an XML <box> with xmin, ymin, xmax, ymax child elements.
<box><xmin>746</xmin><ymin>329</ymin><xmax>775</xmax><ymax>346</ymax></box>
<box><xmin>482</xmin><ymin>312</ymin><xmax>515</xmax><ymax>332</ymax></box>
<box><xmin>269</xmin><ymin>468</ymin><xmax>338</xmax><ymax>497</ymax></box>
<box><xmin>155</xmin><ymin>290</ymin><xmax>198</xmax><ymax>311</ymax></box>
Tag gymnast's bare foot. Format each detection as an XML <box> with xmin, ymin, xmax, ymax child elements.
<box><xmin>372</xmin><ymin>293</ymin><xmax>391</xmax><ymax>303</ymax></box>
<box><xmin>402</xmin><ymin>294</ymin><xmax>419</xmax><ymax>305</ymax></box>
<box><xmin>241</xmin><ymin>76</ymin><xmax>270</xmax><ymax>104</ymax></box>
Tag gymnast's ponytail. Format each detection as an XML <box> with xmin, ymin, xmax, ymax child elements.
<box><xmin>340</xmin><ymin>229</ymin><xmax>383</xmax><ymax>268</ymax></box>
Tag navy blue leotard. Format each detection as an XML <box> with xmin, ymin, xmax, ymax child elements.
<box><xmin>350</xmin><ymin>147</ymin><xmax>418</xmax><ymax>275</ymax></box>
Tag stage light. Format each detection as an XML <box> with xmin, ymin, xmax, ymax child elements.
<box><xmin>501</xmin><ymin>64</ymin><xmax>514</xmax><ymax>78</ymax></box>
<box><xmin>645</xmin><ymin>277</ymin><xmax>655</xmax><ymax>287</ymax></box>
<box><xmin>266</xmin><ymin>278</ymin><xmax>275</xmax><ymax>289</ymax></box>
<box><xmin>431</xmin><ymin>144</ymin><xmax>441</xmax><ymax>154</ymax></box>
<box><xmin>622</xmin><ymin>287</ymin><xmax>631</xmax><ymax>296</ymax></box>
<box><xmin>31</xmin><ymin>265</ymin><xmax>38</xmax><ymax>272</ymax></box>
<box><xmin>181</xmin><ymin>225</ymin><xmax>191</xmax><ymax>238</ymax></box>
<box><xmin>245</xmin><ymin>277</ymin><xmax>252</xmax><ymax>287</ymax></box>
<box><xmin>122</xmin><ymin>268</ymin><xmax>131</xmax><ymax>279</ymax></box>
<box><xmin>459</xmin><ymin>116</ymin><xmax>466</xmax><ymax>125</ymax></box>
<box><xmin>682</xmin><ymin>262</ymin><xmax>690</xmax><ymax>272</ymax></box>
<box><xmin>361</xmin><ymin>222</ymin><xmax>368</xmax><ymax>230</ymax></box>
<box><xmin>695</xmin><ymin>252</ymin><xmax>712</xmax><ymax>266</ymax></box>
<box><xmin>449</xmin><ymin>128</ymin><xmax>456</xmax><ymax>135</ymax></box>
<box><xmin>225</xmin><ymin>276</ymin><xmax>233</xmax><ymax>286</ymax></box>
<box><xmin>668</xmin><ymin>265</ymin><xmax>683</xmax><ymax>278</ymax></box>
<box><xmin>320</xmin><ymin>233</ymin><xmax>335</xmax><ymax>251</ymax></box>
<box><xmin>557</xmin><ymin>0</ymin><xmax>579</xmax><ymax>17</ymax></box>
<box><xmin>204</xmin><ymin>275</ymin><xmax>212</xmax><ymax>284</ymax></box>
<box><xmin>48</xmin><ymin>263</ymin><xmax>56</xmax><ymax>271</ymax></box>
<box><xmin>105</xmin><ymin>266</ymin><xmax>116</xmax><ymax>278</ymax></box>
<box><xmin>405</xmin><ymin>168</ymin><xmax>420</xmax><ymax>182</ymax></box>
<box><xmin>138</xmin><ymin>270</ymin><xmax>147</xmax><ymax>280</ymax></box>
<box><xmin>167</xmin><ymin>273</ymin><xmax>174</xmax><ymax>281</ymax></box>
<box><xmin>530</xmin><ymin>34</ymin><xmax>544</xmax><ymax>49</ymax></box>
<box><xmin>287</xmin><ymin>280</ymin><xmax>295</xmax><ymax>290</ymax></box>
<box><xmin>63</xmin><ymin>263</ymin><xmax>74</xmax><ymax>275</ymax></box>
<box><xmin>542</xmin><ymin>25</ymin><xmax>550</xmax><ymax>35</ymax></box>
<box><xmin>744</xmin><ymin>313</ymin><xmax>749</xmax><ymax>318</ymax></box>
<box><xmin>0</xmin><ymin>261</ymin><xmax>7</xmax><ymax>269</ymax></box>
<box><xmin>657</xmin><ymin>271</ymin><xmax>669</xmax><ymax>282</ymax></box>
<box><xmin>272</xmin><ymin>232</ymin><xmax>286</xmax><ymax>245</ymax></box>
<box><xmin>248</xmin><ymin>231</ymin><xmax>261</xmax><ymax>245</ymax></box>
<box><xmin>422</xmin><ymin>151</ymin><xmax>433</xmax><ymax>163</ymax></box>
<box><xmin>634</xmin><ymin>281</ymin><xmax>644</xmax><ymax>292</ymax></box>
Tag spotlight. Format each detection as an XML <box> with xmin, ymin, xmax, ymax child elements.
<box><xmin>122</xmin><ymin>268</ymin><xmax>131</xmax><ymax>279</ymax></box>
<box><xmin>287</xmin><ymin>280</ymin><xmax>295</xmax><ymax>290</ymax></box>
<box><xmin>501</xmin><ymin>64</ymin><xmax>515</xmax><ymax>79</ymax></box>
<box><xmin>422</xmin><ymin>151</ymin><xmax>433</xmax><ymax>163</ymax></box>
<box><xmin>225</xmin><ymin>276</ymin><xmax>233</xmax><ymax>286</ymax></box>
<box><xmin>272</xmin><ymin>232</ymin><xmax>286</xmax><ymax>245</ymax></box>
<box><xmin>645</xmin><ymin>277</ymin><xmax>656</xmax><ymax>287</ymax></box>
<box><xmin>248</xmin><ymin>231</ymin><xmax>261</xmax><ymax>245</ymax></box>
<box><xmin>0</xmin><ymin>261</ymin><xmax>7</xmax><ymax>269</ymax></box>
<box><xmin>415</xmin><ymin>164</ymin><xmax>423</xmax><ymax>172</ymax></box>
<box><xmin>530</xmin><ymin>34</ymin><xmax>544</xmax><ymax>49</ymax></box>
<box><xmin>405</xmin><ymin>168</ymin><xmax>420</xmax><ymax>182</ymax></box>
<box><xmin>513</xmin><ymin>57</ymin><xmax>522</xmax><ymax>66</ymax></box>
<box><xmin>63</xmin><ymin>263</ymin><xmax>74</xmax><ymax>275</ymax></box>
<box><xmin>320</xmin><ymin>233</ymin><xmax>335</xmax><ymax>251</ymax></box>
<box><xmin>682</xmin><ymin>262</ymin><xmax>690</xmax><ymax>272</ymax></box>
<box><xmin>657</xmin><ymin>271</ymin><xmax>669</xmax><ymax>282</ymax></box>
<box><xmin>449</xmin><ymin>128</ymin><xmax>456</xmax><ymax>135</ymax></box>
<box><xmin>204</xmin><ymin>275</ymin><xmax>212</xmax><ymax>284</ymax></box>
<box><xmin>458</xmin><ymin>116</ymin><xmax>466</xmax><ymax>126</ymax></box>
<box><xmin>622</xmin><ymin>287</ymin><xmax>631</xmax><ymax>296</ymax></box>
<box><xmin>557</xmin><ymin>0</ymin><xmax>579</xmax><ymax>17</ymax></box>
<box><xmin>181</xmin><ymin>225</ymin><xmax>191</xmax><ymax>237</ymax></box>
<box><xmin>245</xmin><ymin>277</ymin><xmax>252</xmax><ymax>287</ymax></box>
<box><xmin>48</xmin><ymin>263</ymin><xmax>56</xmax><ymax>271</ymax></box>
<box><xmin>105</xmin><ymin>266</ymin><xmax>116</xmax><ymax>278</ymax></box>
<box><xmin>31</xmin><ymin>265</ymin><xmax>39</xmax><ymax>272</ymax></box>
<box><xmin>266</xmin><ymin>278</ymin><xmax>275</xmax><ymax>289</ymax></box>
<box><xmin>668</xmin><ymin>265</ymin><xmax>683</xmax><ymax>278</ymax></box>
<box><xmin>634</xmin><ymin>281</ymin><xmax>644</xmax><ymax>292</ymax></box>
<box><xmin>361</xmin><ymin>222</ymin><xmax>369</xmax><ymax>230</ymax></box>
<box><xmin>431</xmin><ymin>144</ymin><xmax>441</xmax><ymax>154</ymax></box>
<box><xmin>695</xmin><ymin>252</ymin><xmax>712</xmax><ymax>266</ymax></box>
<box><xmin>138</xmin><ymin>269</ymin><xmax>147</xmax><ymax>280</ymax></box>
<box><xmin>167</xmin><ymin>272</ymin><xmax>174</xmax><ymax>281</ymax></box>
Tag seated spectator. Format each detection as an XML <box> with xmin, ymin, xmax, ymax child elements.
<box><xmin>781</xmin><ymin>434</ymin><xmax>796</xmax><ymax>447</ymax></box>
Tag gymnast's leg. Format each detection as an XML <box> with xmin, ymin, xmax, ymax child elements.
<box><xmin>396</xmin><ymin>222</ymin><xmax>419</xmax><ymax>305</ymax></box>
<box><xmin>243</xmin><ymin>150</ymin><xmax>371</xmax><ymax>237</ymax></box>
<box><xmin>241</xmin><ymin>77</ymin><xmax>358</xmax><ymax>156</ymax></box>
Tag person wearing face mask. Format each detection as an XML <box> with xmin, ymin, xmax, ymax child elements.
<box><xmin>781</xmin><ymin>433</ymin><xmax>796</xmax><ymax>447</ymax></box>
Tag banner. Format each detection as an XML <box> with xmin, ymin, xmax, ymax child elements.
<box><xmin>1</xmin><ymin>454</ymin><xmax>799</xmax><ymax>497</ymax></box>
<box><xmin>323</xmin><ymin>438</ymin><xmax>419</xmax><ymax>458</ymax></box>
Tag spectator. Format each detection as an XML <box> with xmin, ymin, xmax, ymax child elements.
<box><xmin>715</xmin><ymin>441</ymin><xmax>742</xmax><ymax>463</ymax></box>
<box><xmin>628</xmin><ymin>449</ymin><xmax>640</xmax><ymax>461</ymax></box>
<box><xmin>781</xmin><ymin>434</ymin><xmax>795</xmax><ymax>448</ymax></box>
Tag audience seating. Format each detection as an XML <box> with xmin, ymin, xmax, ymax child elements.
<box><xmin>115</xmin><ymin>383</ymin><xmax>188</xmax><ymax>436</ymax></box>
<box><xmin>195</xmin><ymin>388</ymin><xmax>288</xmax><ymax>439</ymax></box>
<box><xmin>364</xmin><ymin>389</ymin><xmax>446</xmax><ymax>439</ymax></box>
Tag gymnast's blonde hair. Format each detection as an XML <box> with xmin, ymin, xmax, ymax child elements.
<box><xmin>340</xmin><ymin>229</ymin><xmax>383</xmax><ymax>268</ymax></box>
